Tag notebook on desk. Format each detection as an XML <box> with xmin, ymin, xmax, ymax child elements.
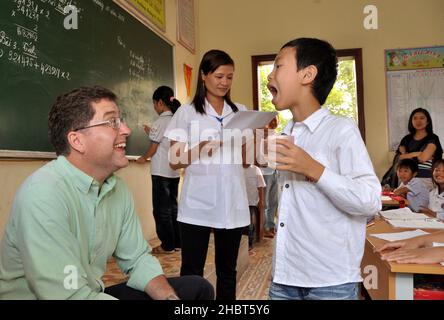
<box><xmin>379</xmin><ymin>207</ymin><xmax>428</xmax><ymax>220</ymax></box>
<box><xmin>388</xmin><ymin>219</ymin><xmax>444</xmax><ymax>230</ymax></box>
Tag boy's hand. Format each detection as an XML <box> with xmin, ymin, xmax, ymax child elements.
<box><xmin>393</xmin><ymin>186</ymin><xmax>408</xmax><ymax>197</ymax></box>
<box><xmin>419</xmin><ymin>207</ymin><xmax>436</xmax><ymax>217</ymax></box>
<box><xmin>274</xmin><ymin>138</ymin><xmax>324</xmax><ymax>182</ymax></box>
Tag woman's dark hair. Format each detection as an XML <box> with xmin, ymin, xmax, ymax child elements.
<box><xmin>432</xmin><ymin>159</ymin><xmax>444</xmax><ymax>193</ymax></box>
<box><xmin>48</xmin><ymin>86</ymin><xmax>117</xmax><ymax>156</ymax></box>
<box><xmin>408</xmin><ymin>108</ymin><xmax>434</xmax><ymax>135</ymax></box>
<box><xmin>281</xmin><ymin>38</ymin><xmax>338</xmax><ymax>105</ymax></box>
<box><xmin>152</xmin><ymin>86</ymin><xmax>181</xmax><ymax>114</ymax></box>
<box><xmin>192</xmin><ymin>49</ymin><xmax>238</xmax><ymax>115</ymax></box>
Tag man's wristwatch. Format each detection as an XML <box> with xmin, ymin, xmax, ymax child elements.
<box><xmin>165</xmin><ymin>294</ymin><xmax>180</xmax><ymax>300</ymax></box>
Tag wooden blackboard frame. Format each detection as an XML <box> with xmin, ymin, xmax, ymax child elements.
<box><xmin>0</xmin><ymin>0</ymin><xmax>176</xmax><ymax>159</ymax></box>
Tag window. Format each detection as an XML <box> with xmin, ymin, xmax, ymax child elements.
<box><xmin>251</xmin><ymin>49</ymin><xmax>365</xmax><ymax>141</ymax></box>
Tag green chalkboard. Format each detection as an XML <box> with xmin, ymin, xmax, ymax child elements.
<box><xmin>0</xmin><ymin>0</ymin><xmax>174</xmax><ymax>157</ymax></box>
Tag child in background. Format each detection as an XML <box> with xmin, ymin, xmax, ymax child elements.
<box><xmin>243</xmin><ymin>164</ymin><xmax>266</xmax><ymax>250</ymax></box>
<box><xmin>394</xmin><ymin>158</ymin><xmax>429</xmax><ymax>213</ymax></box>
<box><xmin>136</xmin><ymin>86</ymin><xmax>181</xmax><ymax>254</ymax></box>
<box><xmin>260</xmin><ymin>116</ymin><xmax>279</xmax><ymax>238</ymax></box>
<box><xmin>420</xmin><ymin>159</ymin><xmax>444</xmax><ymax>220</ymax></box>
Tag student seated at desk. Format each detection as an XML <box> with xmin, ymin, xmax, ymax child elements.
<box><xmin>420</xmin><ymin>159</ymin><xmax>444</xmax><ymax>220</ymax></box>
<box><xmin>393</xmin><ymin>158</ymin><xmax>429</xmax><ymax>212</ymax></box>
<box><xmin>376</xmin><ymin>231</ymin><xmax>444</xmax><ymax>265</ymax></box>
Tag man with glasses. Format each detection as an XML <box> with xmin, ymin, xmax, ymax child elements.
<box><xmin>0</xmin><ymin>86</ymin><xmax>214</xmax><ymax>300</ymax></box>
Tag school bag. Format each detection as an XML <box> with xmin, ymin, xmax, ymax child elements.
<box><xmin>381</xmin><ymin>152</ymin><xmax>400</xmax><ymax>189</ymax></box>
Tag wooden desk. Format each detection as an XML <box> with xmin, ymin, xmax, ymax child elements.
<box><xmin>361</xmin><ymin>218</ymin><xmax>444</xmax><ymax>300</ymax></box>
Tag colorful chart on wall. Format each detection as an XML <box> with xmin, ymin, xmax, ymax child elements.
<box><xmin>385</xmin><ymin>46</ymin><xmax>444</xmax><ymax>150</ymax></box>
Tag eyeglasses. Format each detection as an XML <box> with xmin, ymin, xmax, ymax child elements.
<box><xmin>74</xmin><ymin>117</ymin><xmax>125</xmax><ymax>131</ymax></box>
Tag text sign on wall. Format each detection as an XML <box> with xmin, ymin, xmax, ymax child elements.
<box><xmin>386</xmin><ymin>46</ymin><xmax>444</xmax><ymax>71</ymax></box>
<box><xmin>128</xmin><ymin>0</ymin><xmax>166</xmax><ymax>31</ymax></box>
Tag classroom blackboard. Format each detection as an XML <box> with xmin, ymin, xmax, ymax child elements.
<box><xmin>0</xmin><ymin>0</ymin><xmax>174</xmax><ymax>157</ymax></box>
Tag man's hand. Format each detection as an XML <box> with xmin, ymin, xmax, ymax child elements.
<box><xmin>144</xmin><ymin>275</ymin><xmax>180</xmax><ymax>300</ymax></box>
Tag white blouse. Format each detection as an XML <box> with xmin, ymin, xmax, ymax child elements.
<box><xmin>165</xmin><ymin>100</ymin><xmax>250</xmax><ymax>229</ymax></box>
<box><xmin>429</xmin><ymin>187</ymin><xmax>444</xmax><ymax>220</ymax></box>
<box><xmin>149</xmin><ymin>111</ymin><xmax>180</xmax><ymax>178</ymax></box>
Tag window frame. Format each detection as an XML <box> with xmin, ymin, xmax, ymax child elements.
<box><xmin>251</xmin><ymin>48</ymin><xmax>365</xmax><ymax>142</ymax></box>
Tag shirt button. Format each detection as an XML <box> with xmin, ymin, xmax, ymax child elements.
<box><xmin>280</xmin><ymin>222</ymin><xmax>285</xmax><ymax>227</ymax></box>
<box><xmin>285</xmin><ymin>184</ymin><xmax>290</xmax><ymax>188</ymax></box>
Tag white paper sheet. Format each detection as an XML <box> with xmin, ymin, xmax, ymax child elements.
<box><xmin>223</xmin><ymin>111</ymin><xmax>278</xmax><ymax>130</ymax></box>
<box><xmin>388</xmin><ymin>219</ymin><xmax>444</xmax><ymax>230</ymax></box>
<box><xmin>379</xmin><ymin>207</ymin><xmax>429</xmax><ymax>220</ymax></box>
<box><xmin>370</xmin><ymin>229</ymin><xmax>429</xmax><ymax>241</ymax></box>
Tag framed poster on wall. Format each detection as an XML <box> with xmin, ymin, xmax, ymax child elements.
<box><xmin>177</xmin><ymin>0</ymin><xmax>196</xmax><ymax>54</ymax></box>
<box><xmin>124</xmin><ymin>0</ymin><xmax>166</xmax><ymax>32</ymax></box>
<box><xmin>385</xmin><ymin>46</ymin><xmax>444</xmax><ymax>150</ymax></box>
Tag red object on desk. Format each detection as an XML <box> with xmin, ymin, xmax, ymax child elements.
<box><xmin>414</xmin><ymin>289</ymin><xmax>444</xmax><ymax>300</ymax></box>
<box><xmin>389</xmin><ymin>195</ymin><xmax>406</xmax><ymax>207</ymax></box>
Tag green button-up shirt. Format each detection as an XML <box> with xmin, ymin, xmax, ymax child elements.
<box><xmin>0</xmin><ymin>156</ymin><xmax>163</xmax><ymax>299</ymax></box>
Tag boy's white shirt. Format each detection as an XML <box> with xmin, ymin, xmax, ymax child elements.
<box><xmin>273</xmin><ymin>107</ymin><xmax>381</xmax><ymax>288</ymax></box>
<box><xmin>244</xmin><ymin>165</ymin><xmax>266</xmax><ymax>206</ymax></box>
<box><xmin>398</xmin><ymin>178</ymin><xmax>429</xmax><ymax>213</ymax></box>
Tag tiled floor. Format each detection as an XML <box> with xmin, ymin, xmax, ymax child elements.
<box><xmin>102</xmin><ymin>236</ymin><xmax>274</xmax><ymax>300</ymax></box>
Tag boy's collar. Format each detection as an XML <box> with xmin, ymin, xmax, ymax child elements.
<box><xmin>284</xmin><ymin>107</ymin><xmax>329</xmax><ymax>134</ymax></box>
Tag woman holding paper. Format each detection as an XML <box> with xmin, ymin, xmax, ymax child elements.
<box><xmin>164</xmin><ymin>49</ymin><xmax>250</xmax><ymax>300</ymax></box>
<box><xmin>375</xmin><ymin>231</ymin><xmax>444</xmax><ymax>265</ymax></box>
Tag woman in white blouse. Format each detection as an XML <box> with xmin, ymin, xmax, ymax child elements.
<box><xmin>165</xmin><ymin>50</ymin><xmax>250</xmax><ymax>300</ymax></box>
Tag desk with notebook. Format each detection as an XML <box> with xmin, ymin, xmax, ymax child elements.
<box><xmin>361</xmin><ymin>213</ymin><xmax>444</xmax><ymax>300</ymax></box>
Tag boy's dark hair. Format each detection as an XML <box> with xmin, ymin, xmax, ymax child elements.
<box><xmin>282</xmin><ymin>38</ymin><xmax>338</xmax><ymax>105</ymax></box>
<box><xmin>192</xmin><ymin>49</ymin><xmax>238</xmax><ymax>115</ymax></box>
<box><xmin>397</xmin><ymin>158</ymin><xmax>418</xmax><ymax>174</ymax></box>
<box><xmin>152</xmin><ymin>86</ymin><xmax>181</xmax><ymax>114</ymax></box>
<box><xmin>432</xmin><ymin>159</ymin><xmax>444</xmax><ymax>193</ymax></box>
<box><xmin>408</xmin><ymin>108</ymin><xmax>434</xmax><ymax>135</ymax></box>
<box><xmin>48</xmin><ymin>86</ymin><xmax>117</xmax><ymax>156</ymax></box>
